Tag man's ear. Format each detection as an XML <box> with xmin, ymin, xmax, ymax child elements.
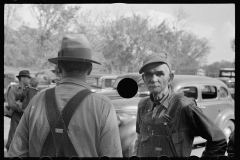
<box><xmin>168</xmin><ymin>72</ymin><xmax>174</xmax><ymax>82</ymax></box>
<box><xmin>87</xmin><ymin>65</ymin><xmax>92</xmax><ymax>75</ymax></box>
<box><xmin>58</xmin><ymin>63</ymin><xmax>62</xmax><ymax>73</ymax></box>
<box><xmin>142</xmin><ymin>74</ymin><xmax>145</xmax><ymax>82</ymax></box>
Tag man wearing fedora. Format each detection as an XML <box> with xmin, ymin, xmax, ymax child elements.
<box><xmin>7</xmin><ymin>34</ymin><xmax>122</xmax><ymax>157</ymax></box>
<box><xmin>132</xmin><ymin>53</ymin><xmax>227</xmax><ymax>157</ymax></box>
<box><xmin>5</xmin><ymin>70</ymin><xmax>31</xmax><ymax>151</ymax></box>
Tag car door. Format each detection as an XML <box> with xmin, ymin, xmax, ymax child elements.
<box><xmin>197</xmin><ymin>84</ymin><xmax>225</xmax><ymax>124</ymax></box>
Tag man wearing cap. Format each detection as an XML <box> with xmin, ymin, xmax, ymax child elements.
<box><xmin>132</xmin><ymin>53</ymin><xmax>227</xmax><ymax>157</ymax></box>
<box><xmin>5</xmin><ymin>70</ymin><xmax>31</xmax><ymax>151</ymax></box>
<box><xmin>7</xmin><ymin>34</ymin><xmax>122</xmax><ymax>157</ymax></box>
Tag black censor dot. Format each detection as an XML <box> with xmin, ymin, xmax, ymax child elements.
<box><xmin>117</xmin><ymin>78</ymin><xmax>138</xmax><ymax>98</ymax></box>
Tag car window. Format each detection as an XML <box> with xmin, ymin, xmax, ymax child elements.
<box><xmin>105</xmin><ymin>79</ymin><xmax>115</xmax><ymax>88</ymax></box>
<box><xmin>179</xmin><ymin>87</ymin><xmax>198</xmax><ymax>99</ymax></box>
<box><xmin>201</xmin><ymin>85</ymin><xmax>217</xmax><ymax>99</ymax></box>
<box><xmin>219</xmin><ymin>87</ymin><xmax>229</xmax><ymax>98</ymax></box>
<box><xmin>86</xmin><ymin>77</ymin><xmax>102</xmax><ymax>88</ymax></box>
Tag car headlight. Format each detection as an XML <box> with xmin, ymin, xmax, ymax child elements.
<box><xmin>117</xmin><ymin>114</ymin><xmax>122</xmax><ymax>126</ymax></box>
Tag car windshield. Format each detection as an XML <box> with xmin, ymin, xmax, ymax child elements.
<box><xmin>219</xmin><ymin>70</ymin><xmax>235</xmax><ymax>78</ymax></box>
<box><xmin>86</xmin><ymin>77</ymin><xmax>102</xmax><ymax>88</ymax></box>
<box><xmin>104</xmin><ymin>78</ymin><xmax>116</xmax><ymax>89</ymax></box>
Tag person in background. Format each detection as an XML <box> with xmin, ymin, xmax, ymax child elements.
<box><xmin>30</xmin><ymin>77</ymin><xmax>39</xmax><ymax>88</ymax></box>
<box><xmin>7</xmin><ymin>34</ymin><xmax>122</xmax><ymax>157</ymax></box>
<box><xmin>21</xmin><ymin>77</ymin><xmax>39</xmax><ymax>111</ymax></box>
<box><xmin>5</xmin><ymin>70</ymin><xmax>31</xmax><ymax>151</ymax></box>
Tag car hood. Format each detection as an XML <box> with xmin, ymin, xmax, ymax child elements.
<box><xmin>97</xmin><ymin>89</ymin><xmax>122</xmax><ymax>100</ymax></box>
<box><xmin>111</xmin><ymin>97</ymin><xmax>142</xmax><ymax>112</ymax></box>
<box><xmin>90</xmin><ymin>87</ymin><xmax>115</xmax><ymax>93</ymax></box>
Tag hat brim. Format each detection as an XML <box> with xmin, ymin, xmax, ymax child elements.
<box><xmin>139</xmin><ymin>61</ymin><xmax>169</xmax><ymax>74</ymax></box>
<box><xmin>16</xmin><ymin>75</ymin><xmax>31</xmax><ymax>79</ymax></box>
<box><xmin>48</xmin><ymin>57</ymin><xmax>102</xmax><ymax>65</ymax></box>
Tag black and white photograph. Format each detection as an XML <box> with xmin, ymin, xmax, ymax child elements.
<box><xmin>4</xmin><ymin>3</ymin><xmax>235</xmax><ymax>158</ymax></box>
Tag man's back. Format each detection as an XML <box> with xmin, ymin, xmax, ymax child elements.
<box><xmin>7</xmin><ymin>78</ymin><xmax>122</xmax><ymax>157</ymax></box>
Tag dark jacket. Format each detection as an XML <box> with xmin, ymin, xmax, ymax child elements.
<box><xmin>135</xmin><ymin>90</ymin><xmax>227</xmax><ymax>157</ymax></box>
<box><xmin>21</xmin><ymin>86</ymin><xmax>39</xmax><ymax>110</ymax></box>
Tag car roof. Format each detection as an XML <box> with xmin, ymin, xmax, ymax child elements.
<box><xmin>87</xmin><ymin>74</ymin><xmax>118</xmax><ymax>78</ymax></box>
<box><xmin>111</xmin><ymin>96</ymin><xmax>142</xmax><ymax>110</ymax></box>
<box><xmin>171</xmin><ymin>75</ymin><xmax>228</xmax><ymax>88</ymax></box>
<box><xmin>116</xmin><ymin>73</ymin><xmax>141</xmax><ymax>81</ymax></box>
<box><xmin>138</xmin><ymin>75</ymin><xmax>227</xmax><ymax>88</ymax></box>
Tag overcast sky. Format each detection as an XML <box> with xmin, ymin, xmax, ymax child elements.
<box><xmin>15</xmin><ymin>3</ymin><xmax>235</xmax><ymax>65</ymax></box>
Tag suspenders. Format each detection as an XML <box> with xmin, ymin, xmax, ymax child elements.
<box><xmin>40</xmin><ymin>88</ymin><xmax>92</xmax><ymax>157</ymax></box>
<box><xmin>163</xmin><ymin>93</ymin><xmax>184</xmax><ymax>157</ymax></box>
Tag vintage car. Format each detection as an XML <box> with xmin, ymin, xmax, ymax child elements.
<box><xmin>99</xmin><ymin>73</ymin><xmax>144</xmax><ymax>99</ymax></box>
<box><xmin>34</xmin><ymin>69</ymin><xmax>58</xmax><ymax>91</ymax></box>
<box><xmin>111</xmin><ymin>75</ymin><xmax>235</xmax><ymax>157</ymax></box>
<box><xmin>86</xmin><ymin>74</ymin><xmax>118</xmax><ymax>93</ymax></box>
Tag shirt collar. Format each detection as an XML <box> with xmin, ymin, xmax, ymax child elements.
<box><xmin>59</xmin><ymin>77</ymin><xmax>91</xmax><ymax>90</ymax></box>
<box><xmin>149</xmin><ymin>86</ymin><xmax>173</xmax><ymax>109</ymax></box>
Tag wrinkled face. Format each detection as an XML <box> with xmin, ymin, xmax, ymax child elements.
<box><xmin>142</xmin><ymin>63</ymin><xmax>172</xmax><ymax>95</ymax></box>
<box><xmin>21</xmin><ymin>76</ymin><xmax>31</xmax><ymax>86</ymax></box>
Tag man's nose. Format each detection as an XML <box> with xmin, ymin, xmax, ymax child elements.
<box><xmin>151</xmin><ymin>74</ymin><xmax>158</xmax><ymax>82</ymax></box>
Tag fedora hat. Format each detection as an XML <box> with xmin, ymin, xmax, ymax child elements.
<box><xmin>16</xmin><ymin>70</ymin><xmax>31</xmax><ymax>78</ymax></box>
<box><xmin>48</xmin><ymin>34</ymin><xmax>101</xmax><ymax>65</ymax></box>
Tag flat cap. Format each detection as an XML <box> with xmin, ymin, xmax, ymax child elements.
<box><xmin>139</xmin><ymin>53</ymin><xmax>171</xmax><ymax>74</ymax></box>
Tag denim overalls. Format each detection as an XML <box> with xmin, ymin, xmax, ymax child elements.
<box><xmin>137</xmin><ymin>93</ymin><xmax>183</xmax><ymax>157</ymax></box>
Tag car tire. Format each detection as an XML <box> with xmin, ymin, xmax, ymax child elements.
<box><xmin>222</xmin><ymin>120</ymin><xmax>234</xmax><ymax>140</ymax></box>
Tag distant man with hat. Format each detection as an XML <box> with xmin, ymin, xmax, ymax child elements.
<box><xmin>5</xmin><ymin>70</ymin><xmax>31</xmax><ymax>151</ymax></box>
<box><xmin>132</xmin><ymin>53</ymin><xmax>227</xmax><ymax>157</ymax></box>
<box><xmin>7</xmin><ymin>34</ymin><xmax>122</xmax><ymax>157</ymax></box>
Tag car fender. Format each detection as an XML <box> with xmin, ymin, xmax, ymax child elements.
<box><xmin>215</xmin><ymin>108</ymin><xmax>234</xmax><ymax>131</ymax></box>
<box><xmin>119</xmin><ymin>117</ymin><xmax>137</xmax><ymax>152</ymax></box>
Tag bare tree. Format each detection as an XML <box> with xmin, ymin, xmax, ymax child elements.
<box><xmin>4</xmin><ymin>4</ymin><xmax>23</xmax><ymax>45</ymax></box>
<box><xmin>4</xmin><ymin>4</ymin><xmax>23</xmax><ymax>27</ymax></box>
<box><xmin>98</xmin><ymin>12</ymin><xmax>152</xmax><ymax>73</ymax></box>
<box><xmin>30</xmin><ymin>4</ymin><xmax>81</xmax><ymax>46</ymax></box>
